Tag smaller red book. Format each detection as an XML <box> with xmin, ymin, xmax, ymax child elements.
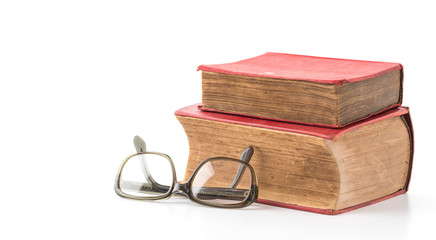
<box><xmin>199</xmin><ymin>52</ymin><xmax>403</xmax><ymax>128</ymax></box>
<box><xmin>175</xmin><ymin>104</ymin><xmax>414</xmax><ymax>214</ymax></box>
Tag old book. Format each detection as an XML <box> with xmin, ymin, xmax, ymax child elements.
<box><xmin>199</xmin><ymin>52</ymin><xmax>403</xmax><ymax>127</ymax></box>
<box><xmin>175</xmin><ymin>104</ymin><xmax>414</xmax><ymax>214</ymax></box>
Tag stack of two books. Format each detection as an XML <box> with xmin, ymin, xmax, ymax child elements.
<box><xmin>175</xmin><ymin>53</ymin><xmax>414</xmax><ymax>214</ymax></box>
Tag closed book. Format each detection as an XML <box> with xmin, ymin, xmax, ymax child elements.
<box><xmin>199</xmin><ymin>52</ymin><xmax>403</xmax><ymax>128</ymax></box>
<box><xmin>175</xmin><ymin>104</ymin><xmax>414</xmax><ymax>214</ymax></box>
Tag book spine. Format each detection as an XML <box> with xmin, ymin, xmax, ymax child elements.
<box><xmin>401</xmin><ymin>111</ymin><xmax>414</xmax><ymax>191</ymax></box>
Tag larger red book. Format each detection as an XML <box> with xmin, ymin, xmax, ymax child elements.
<box><xmin>199</xmin><ymin>52</ymin><xmax>403</xmax><ymax>128</ymax></box>
<box><xmin>175</xmin><ymin>104</ymin><xmax>414</xmax><ymax>214</ymax></box>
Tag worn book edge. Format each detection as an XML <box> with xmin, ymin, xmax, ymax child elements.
<box><xmin>257</xmin><ymin>190</ymin><xmax>407</xmax><ymax>215</ymax></box>
<box><xmin>199</xmin><ymin>103</ymin><xmax>402</xmax><ymax>128</ymax></box>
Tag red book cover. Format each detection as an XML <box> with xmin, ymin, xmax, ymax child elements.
<box><xmin>175</xmin><ymin>104</ymin><xmax>414</xmax><ymax>214</ymax></box>
<box><xmin>198</xmin><ymin>52</ymin><xmax>404</xmax><ymax>128</ymax></box>
<box><xmin>198</xmin><ymin>52</ymin><xmax>402</xmax><ymax>85</ymax></box>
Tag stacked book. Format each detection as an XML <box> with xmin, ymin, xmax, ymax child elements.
<box><xmin>175</xmin><ymin>53</ymin><xmax>414</xmax><ymax>214</ymax></box>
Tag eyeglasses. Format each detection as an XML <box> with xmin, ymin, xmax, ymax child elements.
<box><xmin>114</xmin><ymin>136</ymin><xmax>258</xmax><ymax>208</ymax></box>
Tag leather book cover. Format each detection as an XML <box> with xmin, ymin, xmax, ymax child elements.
<box><xmin>198</xmin><ymin>52</ymin><xmax>404</xmax><ymax>128</ymax></box>
<box><xmin>175</xmin><ymin>104</ymin><xmax>414</xmax><ymax>214</ymax></box>
<box><xmin>198</xmin><ymin>52</ymin><xmax>403</xmax><ymax>85</ymax></box>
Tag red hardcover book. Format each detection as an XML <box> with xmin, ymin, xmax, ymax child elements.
<box><xmin>175</xmin><ymin>104</ymin><xmax>414</xmax><ymax>214</ymax></box>
<box><xmin>199</xmin><ymin>52</ymin><xmax>403</xmax><ymax>127</ymax></box>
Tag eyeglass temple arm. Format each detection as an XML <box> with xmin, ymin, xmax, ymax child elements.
<box><xmin>133</xmin><ymin>135</ymin><xmax>169</xmax><ymax>192</ymax></box>
<box><xmin>229</xmin><ymin>146</ymin><xmax>254</xmax><ymax>189</ymax></box>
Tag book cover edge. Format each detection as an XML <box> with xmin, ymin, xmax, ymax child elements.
<box><xmin>256</xmin><ymin>190</ymin><xmax>407</xmax><ymax>215</ymax></box>
<box><xmin>174</xmin><ymin>104</ymin><xmax>409</xmax><ymax>140</ymax></box>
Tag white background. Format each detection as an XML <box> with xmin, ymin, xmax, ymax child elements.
<box><xmin>1</xmin><ymin>1</ymin><xmax>435</xmax><ymax>239</ymax></box>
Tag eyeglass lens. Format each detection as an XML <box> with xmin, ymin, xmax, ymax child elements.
<box><xmin>191</xmin><ymin>158</ymin><xmax>252</xmax><ymax>205</ymax></box>
<box><xmin>119</xmin><ymin>153</ymin><xmax>173</xmax><ymax>197</ymax></box>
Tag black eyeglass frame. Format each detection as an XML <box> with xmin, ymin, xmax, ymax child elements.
<box><xmin>114</xmin><ymin>137</ymin><xmax>258</xmax><ymax>208</ymax></box>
